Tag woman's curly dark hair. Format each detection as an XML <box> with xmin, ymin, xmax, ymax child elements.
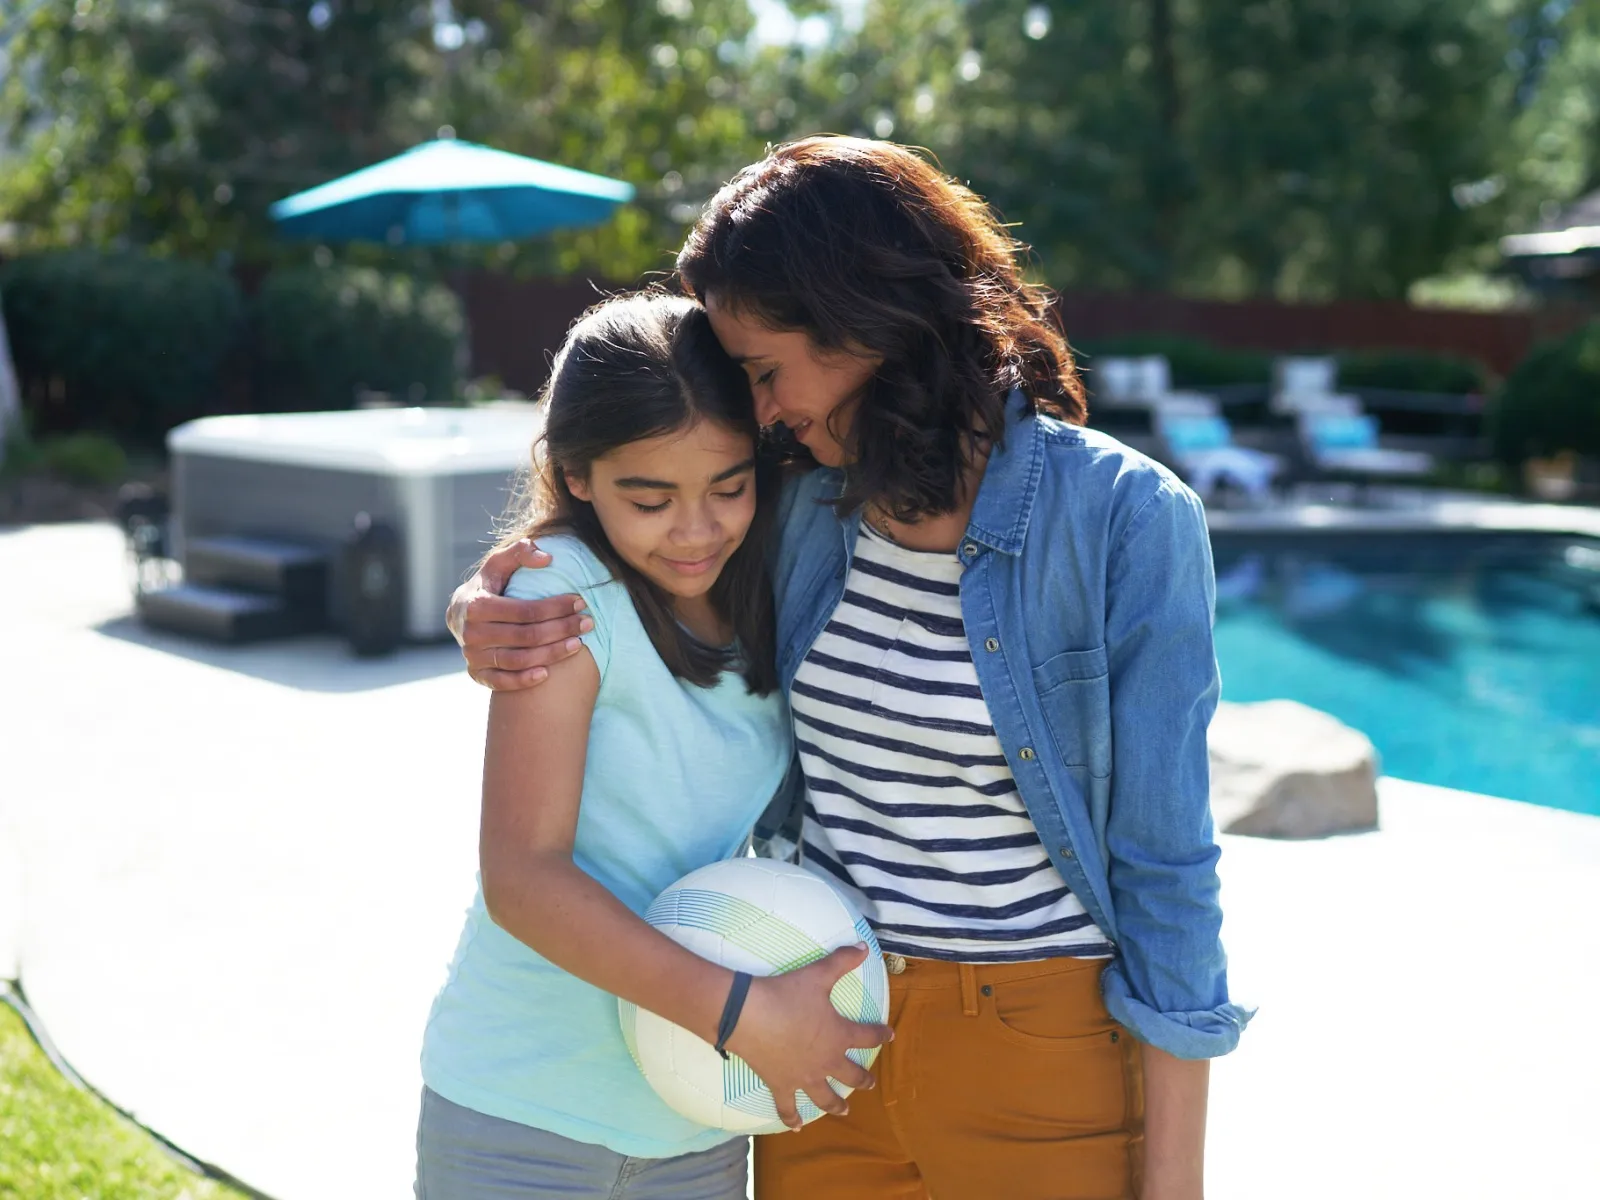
<box><xmin>676</xmin><ymin>135</ymin><xmax>1085</xmax><ymax>521</ymax></box>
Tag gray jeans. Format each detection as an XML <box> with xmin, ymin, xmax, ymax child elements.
<box><xmin>414</xmin><ymin>1088</ymin><xmax>749</xmax><ymax>1199</ymax></box>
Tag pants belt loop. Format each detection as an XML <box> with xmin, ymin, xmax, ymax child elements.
<box><xmin>958</xmin><ymin>962</ymin><xmax>979</xmax><ymax>1017</ymax></box>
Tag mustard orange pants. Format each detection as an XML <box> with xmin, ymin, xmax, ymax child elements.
<box><xmin>754</xmin><ymin>955</ymin><xmax>1144</xmax><ymax>1200</ymax></box>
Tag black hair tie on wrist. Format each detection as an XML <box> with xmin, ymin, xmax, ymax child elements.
<box><xmin>714</xmin><ymin>972</ymin><xmax>754</xmax><ymax>1061</ymax></box>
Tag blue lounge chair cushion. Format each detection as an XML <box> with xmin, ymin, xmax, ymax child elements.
<box><xmin>1163</xmin><ymin>414</ymin><xmax>1232</xmax><ymax>452</ymax></box>
<box><xmin>1308</xmin><ymin>413</ymin><xmax>1379</xmax><ymax>452</ymax></box>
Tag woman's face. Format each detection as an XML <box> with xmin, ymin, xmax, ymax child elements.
<box><xmin>565</xmin><ymin>417</ymin><xmax>758</xmax><ymax>603</ymax></box>
<box><xmin>705</xmin><ymin>292</ymin><xmax>879</xmax><ymax>469</ymax></box>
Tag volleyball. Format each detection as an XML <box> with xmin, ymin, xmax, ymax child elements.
<box><xmin>618</xmin><ymin>857</ymin><xmax>889</xmax><ymax>1133</ymax></box>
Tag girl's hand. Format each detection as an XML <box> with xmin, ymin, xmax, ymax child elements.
<box><xmin>446</xmin><ymin>538</ymin><xmax>591</xmax><ymax>690</ymax></box>
<box><xmin>724</xmin><ymin>944</ymin><xmax>894</xmax><ymax>1131</ymax></box>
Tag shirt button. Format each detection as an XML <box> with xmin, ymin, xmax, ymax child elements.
<box><xmin>1018</xmin><ymin>747</ymin><xmax>1036</xmax><ymax>761</ymax></box>
<box><xmin>961</xmin><ymin>543</ymin><xmax>977</xmax><ymax>558</ymax></box>
<box><xmin>984</xmin><ymin>637</ymin><xmax>999</xmax><ymax>653</ymax></box>
<box><xmin>1058</xmin><ymin>846</ymin><xmax>1074</xmax><ymax>859</ymax></box>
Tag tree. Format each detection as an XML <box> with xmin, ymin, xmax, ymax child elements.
<box><xmin>0</xmin><ymin>0</ymin><xmax>431</xmax><ymax>260</ymax></box>
<box><xmin>5</xmin><ymin>0</ymin><xmax>1597</xmax><ymax>298</ymax></box>
<box><xmin>1499</xmin><ymin>0</ymin><xmax>1600</xmax><ymax>230</ymax></box>
<box><xmin>774</xmin><ymin>0</ymin><xmax>1564</xmax><ymax>302</ymax></box>
<box><xmin>0</xmin><ymin>0</ymin><xmax>771</xmax><ymax>278</ymax></box>
<box><xmin>424</xmin><ymin>0</ymin><xmax>767</xmax><ymax>279</ymax></box>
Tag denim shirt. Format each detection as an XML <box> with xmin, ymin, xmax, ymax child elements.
<box><xmin>765</xmin><ymin>393</ymin><xmax>1253</xmax><ymax>1060</ymax></box>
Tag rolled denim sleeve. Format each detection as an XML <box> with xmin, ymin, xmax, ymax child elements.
<box><xmin>1099</xmin><ymin>481</ymin><xmax>1254</xmax><ymax>1059</ymax></box>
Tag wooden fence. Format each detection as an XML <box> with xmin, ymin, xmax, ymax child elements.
<box><xmin>456</xmin><ymin>272</ymin><xmax>1592</xmax><ymax>394</ymax></box>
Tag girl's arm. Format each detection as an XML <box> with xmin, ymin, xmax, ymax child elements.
<box><xmin>1141</xmin><ymin>1047</ymin><xmax>1209</xmax><ymax>1200</ymax></box>
<box><xmin>480</xmin><ymin>645</ymin><xmax>891</xmax><ymax>1130</ymax></box>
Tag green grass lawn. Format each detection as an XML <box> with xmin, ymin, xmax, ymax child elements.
<box><xmin>0</xmin><ymin>998</ymin><xmax>254</xmax><ymax>1200</ymax></box>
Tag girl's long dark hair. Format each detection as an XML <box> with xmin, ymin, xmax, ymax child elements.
<box><xmin>677</xmin><ymin>136</ymin><xmax>1086</xmax><ymax>522</ymax></box>
<box><xmin>493</xmin><ymin>291</ymin><xmax>778</xmax><ymax>694</ymax></box>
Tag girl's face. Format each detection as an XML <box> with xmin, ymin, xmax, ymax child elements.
<box><xmin>565</xmin><ymin>417</ymin><xmax>758</xmax><ymax>604</ymax></box>
<box><xmin>705</xmin><ymin>292</ymin><xmax>879</xmax><ymax>469</ymax></box>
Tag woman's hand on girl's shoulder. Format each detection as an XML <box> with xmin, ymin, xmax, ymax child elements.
<box><xmin>726</xmin><ymin>944</ymin><xmax>894</xmax><ymax>1131</ymax></box>
<box><xmin>447</xmin><ymin>538</ymin><xmax>592</xmax><ymax>691</ymax></box>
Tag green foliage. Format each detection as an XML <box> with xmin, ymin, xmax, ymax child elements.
<box><xmin>1499</xmin><ymin>1</ymin><xmax>1600</xmax><ymax>241</ymax></box>
<box><xmin>1074</xmin><ymin>337</ymin><xmax>1271</xmax><ymax>387</ymax></box>
<box><xmin>252</xmin><ymin>266</ymin><xmax>465</xmax><ymax>412</ymax></box>
<box><xmin>1336</xmin><ymin>351</ymin><xmax>1487</xmax><ymax>395</ymax></box>
<box><xmin>3</xmin><ymin>0</ymin><xmax>1599</xmax><ymax>301</ymax></box>
<box><xmin>1072</xmin><ymin>338</ymin><xmax>1488</xmax><ymax>395</ymax></box>
<box><xmin>1425</xmin><ymin>458</ymin><xmax>1512</xmax><ymax>495</ymax></box>
<box><xmin>0</xmin><ymin>0</ymin><xmax>766</xmax><ymax>280</ymax></box>
<box><xmin>36</xmin><ymin>432</ymin><xmax>128</xmax><ymax>486</ymax></box>
<box><xmin>0</xmin><ymin>0</ymin><xmax>430</xmax><ymax>261</ymax></box>
<box><xmin>0</xmin><ymin>250</ymin><xmax>243</xmax><ymax>444</ymax></box>
<box><xmin>1491</xmin><ymin>321</ymin><xmax>1600</xmax><ymax>463</ymax></box>
<box><xmin>765</xmin><ymin>0</ymin><xmax>1589</xmax><ymax>302</ymax></box>
<box><xmin>1</xmin><ymin>424</ymin><xmax>42</xmax><ymax>480</ymax></box>
<box><xmin>0</xmin><ymin>251</ymin><xmax>463</xmax><ymax>439</ymax></box>
<box><xmin>0</xmin><ymin>999</ymin><xmax>250</xmax><ymax>1200</ymax></box>
<box><xmin>429</xmin><ymin>0</ymin><xmax>765</xmax><ymax>279</ymax></box>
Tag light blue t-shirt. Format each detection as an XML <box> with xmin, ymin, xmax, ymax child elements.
<box><xmin>421</xmin><ymin>535</ymin><xmax>792</xmax><ymax>1157</ymax></box>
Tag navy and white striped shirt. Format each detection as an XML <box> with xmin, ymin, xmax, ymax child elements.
<box><xmin>794</xmin><ymin>524</ymin><xmax>1113</xmax><ymax>963</ymax></box>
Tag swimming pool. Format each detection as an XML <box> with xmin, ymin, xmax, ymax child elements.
<box><xmin>1210</xmin><ymin>536</ymin><xmax>1600</xmax><ymax>815</ymax></box>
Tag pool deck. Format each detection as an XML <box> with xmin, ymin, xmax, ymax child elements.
<box><xmin>1207</xmin><ymin>484</ymin><xmax>1600</xmax><ymax>539</ymax></box>
<box><xmin>2</xmin><ymin>520</ymin><xmax>1597</xmax><ymax>1200</ymax></box>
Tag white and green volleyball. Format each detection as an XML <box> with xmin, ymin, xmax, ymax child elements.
<box><xmin>618</xmin><ymin>857</ymin><xmax>889</xmax><ymax>1134</ymax></box>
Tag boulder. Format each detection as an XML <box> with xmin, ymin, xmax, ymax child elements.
<box><xmin>1209</xmin><ymin>699</ymin><xmax>1379</xmax><ymax>838</ymax></box>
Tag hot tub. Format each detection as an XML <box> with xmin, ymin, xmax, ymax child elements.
<box><xmin>162</xmin><ymin>406</ymin><xmax>538</xmax><ymax>643</ymax></box>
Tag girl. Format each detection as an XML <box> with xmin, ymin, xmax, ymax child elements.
<box><xmin>417</xmin><ymin>292</ymin><xmax>892</xmax><ymax>1199</ymax></box>
<box><xmin>450</xmin><ymin>139</ymin><xmax>1251</xmax><ymax>1200</ymax></box>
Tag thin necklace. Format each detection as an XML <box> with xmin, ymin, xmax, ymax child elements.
<box><xmin>866</xmin><ymin>503</ymin><xmax>900</xmax><ymax>544</ymax></box>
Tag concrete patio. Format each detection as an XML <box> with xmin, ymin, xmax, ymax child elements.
<box><xmin>1</xmin><ymin>520</ymin><xmax>1597</xmax><ymax>1199</ymax></box>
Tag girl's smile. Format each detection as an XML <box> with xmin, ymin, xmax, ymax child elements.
<box><xmin>565</xmin><ymin>416</ymin><xmax>758</xmax><ymax>640</ymax></box>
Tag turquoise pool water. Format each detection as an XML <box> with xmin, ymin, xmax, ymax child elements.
<box><xmin>1211</xmin><ymin>538</ymin><xmax>1600</xmax><ymax>815</ymax></box>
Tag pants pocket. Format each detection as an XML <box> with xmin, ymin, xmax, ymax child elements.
<box><xmin>971</xmin><ymin>967</ymin><xmax>1128</xmax><ymax>1136</ymax></box>
<box><xmin>987</xmin><ymin>962</ymin><xmax>1118</xmax><ymax>1045</ymax></box>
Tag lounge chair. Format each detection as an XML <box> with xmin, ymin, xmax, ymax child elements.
<box><xmin>1297</xmin><ymin>409</ymin><xmax>1434</xmax><ymax>484</ymax></box>
<box><xmin>1270</xmin><ymin>356</ymin><xmax>1358</xmax><ymax>417</ymax></box>
<box><xmin>1271</xmin><ymin>355</ymin><xmax>1435</xmax><ymax>488</ymax></box>
<box><xmin>1152</xmin><ymin>395</ymin><xmax>1282</xmax><ymax>506</ymax></box>
<box><xmin>1091</xmin><ymin>355</ymin><xmax>1172</xmax><ymax>406</ymax></box>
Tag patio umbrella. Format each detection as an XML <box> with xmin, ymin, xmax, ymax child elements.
<box><xmin>269</xmin><ymin>137</ymin><xmax>635</xmax><ymax>245</ymax></box>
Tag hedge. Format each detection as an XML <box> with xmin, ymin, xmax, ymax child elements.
<box><xmin>0</xmin><ymin>253</ymin><xmax>467</xmax><ymax>446</ymax></box>
<box><xmin>1336</xmin><ymin>350</ymin><xmax>1485</xmax><ymax>395</ymax></box>
<box><xmin>1073</xmin><ymin>335</ymin><xmax>1487</xmax><ymax>395</ymax></box>
<box><xmin>1073</xmin><ymin>336</ymin><xmax>1272</xmax><ymax>389</ymax></box>
<box><xmin>0</xmin><ymin>250</ymin><xmax>244</xmax><ymax>445</ymax></box>
<box><xmin>251</xmin><ymin>265</ymin><xmax>465</xmax><ymax>413</ymax></box>
<box><xmin>1490</xmin><ymin>321</ymin><xmax>1600</xmax><ymax>463</ymax></box>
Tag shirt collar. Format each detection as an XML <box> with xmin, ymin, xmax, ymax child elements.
<box><xmin>964</xmin><ymin>390</ymin><xmax>1041</xmax><ymax>556</ymax></box>
<box><xmin>813</xmin><ymin>389</ymin><xmax>1041</xmax><ymax>556</ymax></box>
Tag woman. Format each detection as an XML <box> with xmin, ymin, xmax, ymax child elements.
<box><xmin>418</xmin><ymin>291</ymin><xmax>891</xmax><ymax>1199</ymax></box>
<box><xmin>449</xmin><ymin>138</ymin><xmax>1251</xmax><ymax>1200</ymax></box>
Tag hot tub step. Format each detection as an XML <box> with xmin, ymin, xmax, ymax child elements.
<box><xmin>184</xmin><ymin>535</ymin><xmax>328</xmax><ymax>611</ymax></box>
<box><xmin>137</xmin><ymin>583</ymin><xmax>307</xmax><ymax>644</ymax></box>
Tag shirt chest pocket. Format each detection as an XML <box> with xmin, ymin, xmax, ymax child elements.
<box><xmin>1030</xmin><ymin>645</ymin><xmax>1112</xmax><ymax>779</ymax></box>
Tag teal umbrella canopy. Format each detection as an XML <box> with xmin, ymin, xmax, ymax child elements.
<box><xmin>269</xmin><ymin>139</ymin><xmax>636</xmax><ymax>245</ymax></box>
